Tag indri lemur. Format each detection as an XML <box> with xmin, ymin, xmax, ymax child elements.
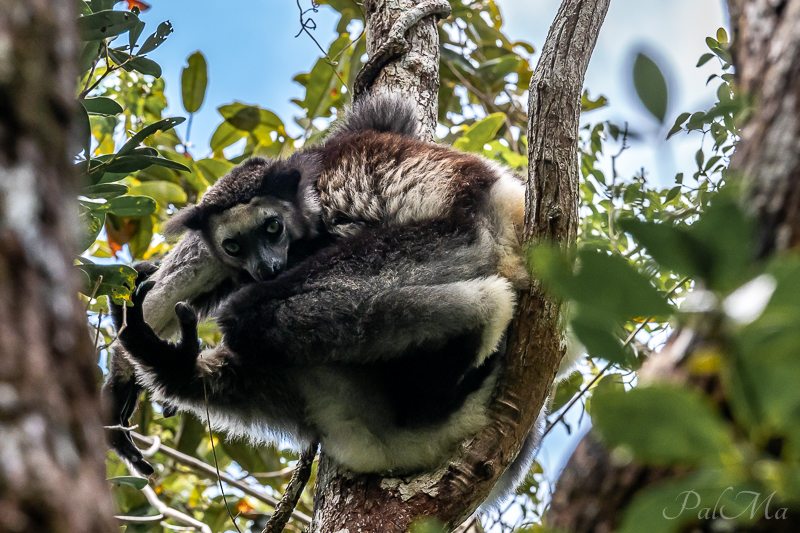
<box><xmin>105</xmin><ymin>95</ymin><xmax>549</xmax><ymax>494</ymax></box>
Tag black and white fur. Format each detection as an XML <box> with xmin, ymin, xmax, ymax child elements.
<box><xmin>105</xmin><ymin>95</ymin><xmax>575</xmax><ymax>499</ymax></box>
<box><xmin>113</xmin><ymin>217</ymin><xmax>517</xmax><ymax>474</ymax></box>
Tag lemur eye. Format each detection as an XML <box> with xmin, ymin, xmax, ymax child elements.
<box><xmin>222</xmin><ymin>239</ymin><xmax>241</xmax><ymax>255</ymax></box>
<box><xmin>265</xmin><ymin>219</ymin><xmax>282</xmax><ymax>234</ymax></box>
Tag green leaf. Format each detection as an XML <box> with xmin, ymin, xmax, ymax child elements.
<box><xmin>82</xmin><ymin>97</ymin><xmax>123</xmax><ymax>116</ymax></box>
<box><xmin>117</xmin><ymin>117</ymin><xmax>186</xmax><ymax>157</ymax></box>
<box><xmin>78</xmin><ymin>41</ymin><xmax>102</xmax><ymax>74</ymax></box>
<box><xmin>195</xmin><ymin>158</ymin><xmax>233</xmax><ymax>186</ymax></box>
<box><xmin>90</xmin><ymin>195</ymin><xmax>157</xmax><ymax>217</ymax></box>
<box><xmin>79</xmin><ymin>211</ymin><xmax>104</xmax><ymax>252</ymax></box>
<box><xmin>129</xmin><ymin>181</ymin><xmax>188</xmax><ymax>205</ymax></box>
<box><xmin>592</xmin><ymin>386</ymin><xmax>732</xmax><ymax>465</ymax></box>
<box><xmin>476</xmin><ymin>55</ymin><xmax>521</xmax><ymax>87</ymax></box>
<box><xmin>138</xmin><ymin>21</ymin><xmax>173</xmax><ymax>55</ymax></box>
<box><xmin>76</xmin><ymin>259</ymin><xmax>137</xmax><ymax>305</ymax></box>
<box><xmin>181</xmin><ymin>52</ymin><xmax>208</xmax><ymax>114</ymax></box>
<box><xmin>619</xmin><ymin>474</ymin><xmax>760</xmax><ymax>533</ymax></box>
<box><xmin>128</xmin><ymin>19</ymin><xmax>145</xmax><ymax>51</ymax></box>
<box><xmin>552</xmin><ymin>371</ymin><xmax>584</xmax><ymax>412</ymax></box>
<box><xmin>75</xmin><ymin>104</ymin><xmax>92</xmax><ymax>157</ymax></box>
<box><xmin>108</xmin><ymin>476</ymin><xmax>148</xmax><ymax>490</ymax></box>
<box><xmin>696</xmin><ymin>53</ymin><xmax>715</xmax><ymax>67</ymax></box>
<box><xmin>127</xmin><ymin>214</ymin><xmax>154</xmax><ymax>259</ymax></box>
<box><xmin>667</xmin><ymin>112</ymin><xmax>690</xmax><ymax>139</ymax></box>
<box><xmin>716</xmin><ymin>28</ymin><xmax>728</xmax><ymax>44</ymax></box>
<box><xmin>209</xmin><ymin>121</ymin><xmax>247</xmax><ymax>153</ymax></box>
<box><xmin>532</xmin><ymin>246</ymin><xmax>672</xmax><ymax>320</ymax></box>
<box><xmin>82</xmin><ymin>183</ymin><xmax>128</xmax><ymax>199</ymax></box>
<box><xmin>570</xmin><ymin>312</ymin><xmax>635</xmax><ymax>366</ymax></box>
<box><xmin>689</xmin><ymin>196</ymin><xmax>754</xmax><ymax>291</ymax></box>
<box><xmin>632</xmin><ymin>52</ymin><xmax>668</xmax><ymax>123</ymax></box>
<box><xmin>226</xmin><ymin>106</ymin><xmax>261</xmax><ymax>132</ymax></box>
<box><xmin>581</xmin><ymin>91</ymin><xmax>609</xmax><ymax>113</ymax></box>
<box><xmin>619</xmin><ymin>219</ymin><xmax>708</xmax><ymax>282</ymax></box>
<box><xmin>90</xmin><ymin>0</ymin><xmax>114</xmax><ymax>12</ymax></box>
<box><xmin>453</xmin><ymin>113</ymin><xmax>506</xmax><ymax>153</ymax></box>
<box><xmin>291</xmin><ymin>34</ymin><xmax>350</xmax><ymax>121</ymax></box>
<box><xmin>78</xmin><ymin>10</ymin><xmax>140</xmax><ymax>41</ymax></box>
<box><xmin>102</xmin><ymin>154</ymin><xmax>189</xmax><ymax>174</ymax></box>
<box><xmin>665</xmin><ymin>186</ymin><xmax>681</xmax><ymax>203</ymax></box>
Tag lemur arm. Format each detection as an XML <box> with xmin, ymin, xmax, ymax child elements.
<box><xmin>142</xmin><ymin>232</ymin><xmax>235</xmax><ymax>336</ymax></box>
<box><xmin>110</xmin><ymin>281</ymin><xmax>239</xmax><ymax>406</ymax></box>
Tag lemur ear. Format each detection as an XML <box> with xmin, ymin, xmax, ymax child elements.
<box><xmin>264</xmin><ymin>169</ymin><xmax>302</xmax><ymax>201</ymax></box>
<box><xmin>164</xmin><ymin>205</ymin><xmax>207</xmax><ymax>238</ymax></box>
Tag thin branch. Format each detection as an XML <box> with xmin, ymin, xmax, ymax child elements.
<box><xmin>295</xmin><ymin>0</ymin><xmax>349</xmax><ymax>91</ymax></box>
<box><xmin>262</xmin><ymin>443</ymin><xmax>316</xmax><ymax>533</ymax></box>
<box><xmin>115</xmin><ymin>513</ymin><xmax>164</xmax><ymax>523</ymax></box>
<box><xmin>142</xmin><ymin>485</ymin><xmax>212</xmax><ymax>533</ymax></box>
<box><xmin>130</xmin><ymin>432</ymin><xmax>312</xmax><ymax>526</ymax></box>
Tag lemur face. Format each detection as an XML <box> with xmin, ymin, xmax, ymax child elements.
<box><xmin>206</xmin><ymin>196</ymin><xmax>299</xmax><ymax>281</ymax></box>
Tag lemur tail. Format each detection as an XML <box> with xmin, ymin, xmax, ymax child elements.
<box><xmin>333</xmin><ymin>94</ymin><xmax>419</xmax><ymax>138</ymax></box>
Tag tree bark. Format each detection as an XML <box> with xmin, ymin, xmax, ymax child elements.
<box><xmin>547</xmin><ymin>1</ymin><xmax>800</xmax><ymax>531</ymax></box>
<box><xmin>309</xmin><ymin>1</ymin><xmax>609</xmax><ymax>531</ymax></box>
<box><xmin>0</xmin><ymin>1</ymin><xmax>115</xmax><ymax>532</ymax></box>
<box><xmin>727</xmin><ymin>0</ymin><xmax>800</xmax><ymax>253</ymax></box>
<box><xmin>363</xmin><ymin>0</ymin><xmax>445</xmax><ymax>142</ymax></box>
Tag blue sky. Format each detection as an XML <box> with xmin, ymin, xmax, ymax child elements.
<box><xmin>138</xmin><ymin>0</ymin><xmax>727</xmax><ymax>477</ymax></box>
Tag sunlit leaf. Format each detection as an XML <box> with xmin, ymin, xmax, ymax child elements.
<box><xmin>453</xmin><ymin>113</ymin><xmax>506</xmax><ymax>153</ymax></box>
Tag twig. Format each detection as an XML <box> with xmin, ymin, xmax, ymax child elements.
<box><xmin>104</xmin><ymin>423</ymin><xmax>139</xmax><ymax>432</ymax></box>
<box><xmin>85</xmin><ymin>275</ymin><xmax>103</xmax><ymax>311</ymax></box>
<box><xmin>130</xmin><ymin>433</ymin><xmax>313</xmax><ymax>526</ymax></box>
<box><xmin>608</xmin><ymin>124</ymin><xmax>629</xmax><ymax>251</ymax></box>
<box><xmin>142</xmin><ymin>485</ymin><xmax>212</xmax><ymax>533</ymax></box>
<box><xmin>262</xmin><ymin>442</ymin><xmax>316</xmax><ymax>533</ymax></box>
<box><xmin>245</xmin><ymin>465</ymin><xmax>299</xmax><ymax>479</ymax></box>
<box><xmin>295</xmin><ymin>0</ymin><xmax>349</xmax><ymax>91</ymax></box>
<box><xmin>353</xmin><ymin>0</ymin><xmax>451</xmax><ymax>99</ymax></box>
<box><xmin>115</xmin><ymin>513</ymin><xmax>164</xmax><ymax>523</ymax></box>
<box><xmin>93</xmin><ymin>309</ymin><xmax>104</xmax><ymax>350</ymax></box>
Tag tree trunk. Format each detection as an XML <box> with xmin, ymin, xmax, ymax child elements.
<box><xmin>547</xmin><ymin>1</ymin><xmax>800</xmax><ymax>531</ymax></box>
<box><xmin>728</xmin><ymin>0</ymin><xmax>800</xmax><ymax>252</ymax></box>
<box><xmin>363</xmin><ymin>0</ymin><xmax>443</xmax><ymax>142</ymax></box>
<box><xmin>0</xmin><ymin>2</ymin><xmax>115</xmax><ymax>532</ymax></box>
<box><xmin>309</xmin><ymin>1</ymin><xmax>609</xmax><ymax>531</ymax></box>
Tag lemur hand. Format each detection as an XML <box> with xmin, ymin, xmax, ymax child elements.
<box><xmin>109</xmin><ymin>278</ymin><xmax>200</xmax><ymax>370</ymax></box>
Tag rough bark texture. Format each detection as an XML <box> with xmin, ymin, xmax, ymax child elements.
<box><xmin>547</xmin><ymin>1</ymin><xmax>800</xmax><ymax>531</ymax></box>
<box><xmin>727</xmin><ymin>0</ymin><xmax>800</xmax><ymax>253</ymax></box>
<box><xmin>0</xmin><ymin>1</ymin><xmax>115</xmax><ymax>532</ymax></box>
<box><xmin>363</xmin><ymin>0</ymin><xmax>444</xmax><ymax>142</ymax></box>
<box><xmin>309</xmin><ymin>1</ymin><xmax>609</xmax><ymax>531</ymax></box>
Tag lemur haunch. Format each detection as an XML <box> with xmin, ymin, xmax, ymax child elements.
<box><xmin>104</xmin><ymin>94</ymin><xmax>535</xmax><ymax>484</ymax></box>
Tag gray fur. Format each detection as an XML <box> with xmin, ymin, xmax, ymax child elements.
<box><xmin>329</xmin><ymin>95</ymin><xmax>419</xmax><ymax>138</ymax></box>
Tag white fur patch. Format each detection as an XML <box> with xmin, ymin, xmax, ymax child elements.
<box><xmin>301</xmin><ymin>368</ymin><xmax>498</xmax><ymax>474</ymax></box>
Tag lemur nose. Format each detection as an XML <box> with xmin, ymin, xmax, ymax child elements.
<box><xmin>256</xmin><ymin>263</ymin><xmax>274</xmax><ymax>281</ymax></box>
